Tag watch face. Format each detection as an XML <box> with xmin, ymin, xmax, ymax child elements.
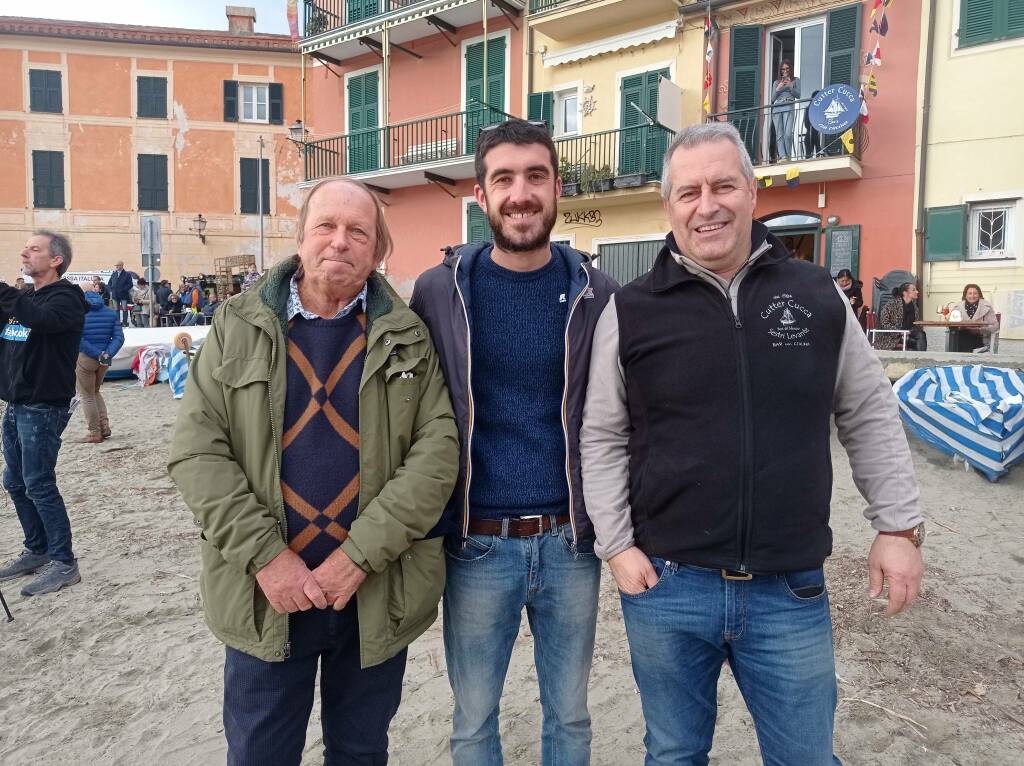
<box><xmin>915</xmin><ymin>522</ymin><xmax>926</xmax><ymax>547</ymax></box>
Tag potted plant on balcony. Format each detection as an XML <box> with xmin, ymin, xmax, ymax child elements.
<box><xmin>581</xmin><ymin>164</ymin><xmax>614</xmax><ymax>193</ymax></box>
<box><xmin>559</xmin><ymin>157</ymin><xmax>581</xmax><ymax>197</ymax></box>
<box><xmin>613</xmin><ymin>170</ymin><xmax>649</xmax><ymax>189</ymax></box>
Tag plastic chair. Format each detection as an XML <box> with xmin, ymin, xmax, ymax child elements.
<box><xmin>868</xmin><ymin>329</ymin><xmax>909</xmax><ymax>350</ymax></box>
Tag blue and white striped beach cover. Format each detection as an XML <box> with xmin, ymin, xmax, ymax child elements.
<box><xmin>893</xmin><ymin>365</ymin><xmax>1024</xmax><ymax>481</ymax></box>
<box><xmin>168</xmin><ymin>348</ymin><xmax>189</xmax><ymax>400</ymax></box>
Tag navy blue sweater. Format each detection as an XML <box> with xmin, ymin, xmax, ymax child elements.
<box><xmin>468</xmin><ymin>249</ymin><xmax>570</xmax><ymax>518</ymax></box>
<box><xmin>281</xmin><ymin>312</ymin><xmax>366</xmax><ymax>568</ymax></box>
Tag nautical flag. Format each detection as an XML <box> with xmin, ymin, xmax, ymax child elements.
<box><xmin>870</xmin><ymin>42</ymin><xmax>882</xmax><ymax>65</ymax></box>
<box><xmin>757</xmin><ymin>176</ymin><xmax>773</xmax><ymax>189</ymax></box>
<box><xmin>841</xmin><ymin>128</ymin><xmax>855</xmax><ymax>153</ymax></box>
<box><xmin>704</xmin><ymin>13</ymin><xmax>712</xmax><ymax>36</ymax></box>
<box><xmin>871</xmin><ymin>14</ymin><xmax>889</xmax><ymax>36</ymax></box>
<box><xmin>859</xmin><ymin>93</ymin><xmax>870</xmax><ymax>123</ymax></box>
<box><xmin>868</xmin><ymin>73</ymin><xmax>878</xmax><ymax>96</ymax></box>
<box><xmin>704</xmin><ymin>70</ymin><xmax>713</xmax><ymax>90</ymax></box>
<box><xmin>870</xmin><ymin>0</ymin><xmax>883</xmax><ymax>17</ymax></box>
<box><xmin>785</xmin><ymin>167</ymin><xmax>800</xmax><ymax>187</ymax></box>
<box><xmin>703</xmin><ymin>93</ymin><xmax>711</xmax><ymax>113</ymax></box>
<box><xmin>706</xmin><ymin>42</ymin><xmax>714</xmax><ymax>63</ymax></box>
<box><xmin>287</xmin><ymin>0</ymin><xmax>299</xmax><ymax>42</ymax></box>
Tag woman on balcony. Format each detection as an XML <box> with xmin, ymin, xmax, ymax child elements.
<box><xmin>771</xmin><ymin>60</ymin><xmax>800</xmax><ymax>161</ymax></box>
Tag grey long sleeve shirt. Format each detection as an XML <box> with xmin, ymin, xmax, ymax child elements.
<box><xmin>580</xmin><ymin>252</ymin><xmax>923</xmax><ymax>562</ymax></box>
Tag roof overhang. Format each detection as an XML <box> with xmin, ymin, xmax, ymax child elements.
<box><xmin>543</xmin><ymin>20</ymin><xmax>677</xmax><ymax>68</ymax></box>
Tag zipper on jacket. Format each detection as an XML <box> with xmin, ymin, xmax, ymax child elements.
<box><xmin>560</xmin><ymin>263</ymin><xmax>591</xmax><ymax>545</ymax></box>
<box><xmin>452</xmin><ymin>255</ymin><xmax>475</xmax><ymax>539</ymax></box>
<box><xmin>732</xmin><ymin>309</ymin><xmax>755</xmax><ymax>572</ymax></box>
<box><xmin>263</xmin><ymin>321</ymin><xmax>289</xmax><ymax>657</ymax></box>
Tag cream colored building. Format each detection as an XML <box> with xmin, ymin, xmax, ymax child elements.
<box><xmin>918</xmin><ymin>0</ymin><xmax>1024</xmax><ymax>348</ymax></box>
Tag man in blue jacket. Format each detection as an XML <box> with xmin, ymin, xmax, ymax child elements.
<box><xmin>76</xmin><ymin>289</ymin><xmax>124</xmax><ymax>443</ymax></box>
<box><xmin>0</xmin><ymin>230</ymin><xmax>88</xmax><ymax>596</ymax></box>
<box><xmin>411</xmin><ymin>120</ymin><xmax>617</xmax><ymax>766</ymax></box>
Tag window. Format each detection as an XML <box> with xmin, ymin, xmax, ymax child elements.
<box><xmin>32</xmin><ymin>151</ymin><xmax>64</xmax><ymax>209</ymax></box>
<box><xmin>959</xmin><ymin>0</ymin><xmax>1024</xmax><ymax>48</ymax></box>
<box><xmin>466</xmin><ymin>201</ymin><xmax>493</xmax><ymax>244</ymax></box>
<box><xmin>29</xmin><ymin>69</ymin><xmax>62</xmax><ymax>113</ymax></box>
<box><xmin>240</xmin><ymin>158</ymin><xmax>270</xmax><ymax>215</ymax></box>
<box><xmin>137</xmin><ymin>77</ymin><xmax>167</xmax><ymax>119</ymax></box>
<box><xmin>969</xmin><ymin>203</ymin><xmax>1014</xmax><ymax>260</ymax></box>
<box><xmin>138</xmin><ymin>154</ymin><xmax>168</xmax><ymax>211</ymax></box>
<box><xmin>555</xmin><ymin>89</ymin><xmax>578</xmax><ymax>136</ymax></box>
<box><xmin>240</xmin><ymin>84</ymin><xmax>269</xmax><ymax>123</ymax></box>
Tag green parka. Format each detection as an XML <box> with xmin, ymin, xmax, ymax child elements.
<box><xmin>168</xmin><ymin>257</ymin><xmax>460</xmax><ymax>667</ymax></box>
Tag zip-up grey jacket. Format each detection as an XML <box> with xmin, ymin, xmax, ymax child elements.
<box><xmin>581</xmin><ymin>233</ymin><xmax>923</xmax><ymax>562</ymax></box>
<box><xmin>410</xmin><ymin>242</ymin><xmax>618</xmax><ymax>543</ymax></box>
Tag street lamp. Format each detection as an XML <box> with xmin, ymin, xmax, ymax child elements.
<box><xmin>190</xmin><ymin>213</ymin><xmax>207</xmax><ymax>245</ymax></box>
<box><xmin>288</xmin><ymin>119</ymin><xmax>309</xmax><ymax>146</ymax></box>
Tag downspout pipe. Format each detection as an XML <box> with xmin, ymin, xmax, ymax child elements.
<box><xmin>915</xmin><ymin>0</ymin><xmax>937</xmax><ymax>285</ymax></box>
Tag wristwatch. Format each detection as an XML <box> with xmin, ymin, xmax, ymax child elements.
<box><xmin>879</xmin><ymin>522</ymin><xmax>926</xmax><ymax>548</ymax></box>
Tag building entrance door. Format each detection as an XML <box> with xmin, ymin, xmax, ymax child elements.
<box><xmin>761</xmin><ymin>212</ymin><xmax>821</xmax><ymax>264</ymax></box>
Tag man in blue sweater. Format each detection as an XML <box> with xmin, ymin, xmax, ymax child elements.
<box><xmin>411</xmin><ymin>121</ymin><xmax>617</xmax><ymax>766</ymax></box>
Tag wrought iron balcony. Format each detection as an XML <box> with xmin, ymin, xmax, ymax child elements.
<box><xmin>528</xmin><ymin>0</ymin><xmax>577</xmax><ymax>12</ymax></box>
<box><xmin>303</xmin><ymin>105</ymin><xmax>512</xmax><ymax>185</ymax></box>
<box><xmin>303</xmin><ymin>0</ymin><xmax>424</xmax><ymax>37</ymax></box>
<box><xmin>706</xmin><ymin>99</ymin><xmax>867</xmax><ymax>183</ymax></box>
<box><xmin>554</xmin><ymin>124</ymin><xmax>674</xmax><ymax>197</ymax></box>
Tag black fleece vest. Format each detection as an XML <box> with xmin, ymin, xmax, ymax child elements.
<box><xmin>615</xmin><ymin>234</ymin><xmax>846</xmax><ymax>574</ymax></box>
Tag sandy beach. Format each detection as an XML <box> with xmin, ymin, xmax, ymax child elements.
<box><xmin>1</xmin><ymin>382</ymin><xmax>1022</xmax><ymax>765</ymax></box>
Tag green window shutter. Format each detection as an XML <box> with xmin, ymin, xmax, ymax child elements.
<box><xmin>269</xmin><ymin>82</ymin><xmax>284</xmax><ymax>125</ymax></box>
<box><xmin>465</xmin><ymin>38</ymin><xmax>504</xmax><ymax>151</ymax></box>
<box><xmin>618</xmin><ymin>74</ymin><xmax>645</xmax><ymax>175</ymax></box>
<box><xmin>528</xmin><ymin>91</ymin><xmax>554</xmax><ymax>129</ymax></box>
<box><xmin>347</xmin><ymin>71</ymin><xmax>379</xmax><ymax>173</ymax></box>
<box><xmin>643</xmin><ymin>69</ymin><xmax>670</xmax><ymax>175</ymax></box>
<box><xmin>825</xmin><ymin>224</ymin><xmax>860</xmax><ymax>277</ymax></box>
<box><xmin>32</xmin><ymin>150</ymin><xmax>64</xmax><ymax>209</ymax></box>
<box><xmin>960</xmin><ymin>0</ymin><xmax>997</xmax><ymax>45</ymax></box>
<box><xmin>465</xmin><ymin>42</ymin><xmax>485</xmax><ymax>110</ymax></box>
<box><xmin>1008</xmin><ymin>0</ymin><xmax>1024</xmax><ymax>37</ymax></box>
<box><xmin>728</xmin><ymin>25</ymin><xmax>763</xmax><ymax>161</ymax></box>
<box><xmin>597</xmin><ymin>240</ymin><xmax>661</xmax><ymax>285</ymax></box>
<box><xmin>466</xmin><ymin>202</ymin><xmax>493</xmax><ymax>244</ymax></box>
<box><xmin>224</xmin><ymin>80</ymin><xmax>238</xmax><ymax>122</ymax></box>
<box><xmin>486</xmin><ymin>36</ymin><xmax>506</xmax><ymax>113</ymax></box>
<box><xmin>825</xmin><ymin>4</ymin><xmax>862</xmax><ymax>87</ymax></box>
<box><xmin>348</xmin><ymin>0</ymin><xmax>379</xmax><ymax>23</ymax></box>
<box><xmin>30</xmin><ymin>70</ymin><xmax>62</xmax><ymax>113</ymax></box>
<box><xmin>138</xmin><ymin>154</ymin><xmax>168</xmax><ymax>211</ymax></box>
<box><xmin>137</xmin><ymin>77</ymin><xmax>167</xmax><ymax>118</ymax></box>
<box><xmin>924</xmin><ymin>206</ymin><xmax>967</xmax><ymax>261</ymax></box>
<box><xmin>240</xmin><ymin>158</ymin><xmax>270</xmax><ymax>215</ymax></box>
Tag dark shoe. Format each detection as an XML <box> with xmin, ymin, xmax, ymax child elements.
<box><xmin>0</xmin><ymin>550</ymin><xmax>49</xmax><ymax>581</ymax></box>
<box><xmin>21</xmin><ymin>560</ymin><xmax>81</xmax><ymax>596</ymax></box>
<box><xmin>101</xmin><ymin>429</ymin><xmax>112</xmax><ymax>438</ymax></box>
<box><xmin>78</xmin><ymin>433</ymin><xmax>104</xmax><ymax>444</ymax></box>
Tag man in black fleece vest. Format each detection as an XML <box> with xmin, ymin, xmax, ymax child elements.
<box><xmin>580</xmin><ymin>123</ymin><xmax>924</xmax><ymax>766</ymax></box>
<box><xmin>0</xmin><ymin>230</ymin><xmax>87</xmax><ymax>597</ymax></box>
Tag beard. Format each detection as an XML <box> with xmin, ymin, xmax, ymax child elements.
<box><xmin>488</xmin><ymin>200</ymin><xmax>558</xmax><ymax>253</ymax></box>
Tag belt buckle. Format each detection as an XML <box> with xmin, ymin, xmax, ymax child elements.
<box><xmin>721</xmin><ymin>569</ymin><xmax>753</xmax><ymax>581</ymax></box>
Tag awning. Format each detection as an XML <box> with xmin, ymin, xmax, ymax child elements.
<box><xmin>543</xmin><ymin>20</ymin><xmax>678</xmax><ymax>68</ymax></box>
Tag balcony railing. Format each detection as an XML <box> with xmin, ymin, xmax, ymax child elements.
<box><xmin>304</xmin><ymin>105</ymin><xmax>511</xmax><ymax>181</ymax></box>
<box><xmin>303</xmin><ymin>0</ymin><xmax>426</xmax><ymax>37</ymax></box>
<box><xmin>529</xmin><ymin>0</ymin><xmax>577</xmax><ymax>12</ymax></box>
<box><xmin>554</xmin><ymin>124</ymin><xmax>674</xmax><ymax>195</ymax></box>
<box><xmin>706</xmin><ymin>99</ymin><xmax>864</xmax><ymax>167</ymax></box>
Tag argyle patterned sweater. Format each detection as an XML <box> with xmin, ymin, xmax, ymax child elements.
<box><xmin>281</xmin><ymin>311</ymin><xmax>366</xmax><ymax>569</ymax></box>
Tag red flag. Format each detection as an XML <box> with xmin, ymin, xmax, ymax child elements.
<box><xmin>703</xmin><ymin>71</ymin><xmax>713</xmax><ymax>90</ymax></box>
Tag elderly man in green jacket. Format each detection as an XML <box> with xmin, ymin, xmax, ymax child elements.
<box><xmin>168</xmin><ymin>178</ymin><xmax>459</xmax><ymax>766</ymax></box>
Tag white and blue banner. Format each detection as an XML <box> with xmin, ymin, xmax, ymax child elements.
<box><xmin>894</xmin><ymin>365</ymin><xmax>1024</xmax><ymax>481</ymax></box>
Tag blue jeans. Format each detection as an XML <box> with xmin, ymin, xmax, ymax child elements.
<box><xmin>223</xmin><ymin>601</ymin><xmax>407</xmax><ymax>766</ymax></box>
<box><xmin>443</xmin><ymin>520</ymin><xmax>601</xmax><ymax>766</ymax></box>
<box><xmin>621</xmin><ymin>559</ymin><xmax>842</xmax><ymax>766</ymax></box>
<box><xmin>771</xmin><ymin>108</ymin><xmax>795</xmax><ymax>159</ymax></box>
<box><xmin>2</xmin><ymin>402</ymin><xmax>74</xmax><ymax>563</ymax></box>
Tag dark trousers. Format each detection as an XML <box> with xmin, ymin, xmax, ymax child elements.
<box><xmin>223</xmin><ymin>601</ymin><xmax>407</xmax><ymax>766</ymax></box>
<box><xmin>1</xmin><ymin>403</ymin><xmax>74</xmax><ymax>562</ymax></box>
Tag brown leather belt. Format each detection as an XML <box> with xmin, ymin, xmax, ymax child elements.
<box><xmin>466</xmin><ymin>514</ymin><xmax>571</xmax><ymax>538</ymax></box>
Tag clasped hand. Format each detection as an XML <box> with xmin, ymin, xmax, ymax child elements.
<box><xmin>255</xmin><ymin>547</ymin><xmax>367</xmax><ymax>614</ymax></box>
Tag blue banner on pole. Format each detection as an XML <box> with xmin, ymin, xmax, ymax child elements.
<box><xmin>808</xmin><ymin>84</ymin><xmax>862</xmax><ymax>135</ymax></box>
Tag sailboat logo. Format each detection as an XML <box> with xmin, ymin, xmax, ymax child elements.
<box><xmin>780</xmin><ymin>308</ymin><xmax>796</xmax><ymax>325</ymax></box>
<box><xmin>824</xmin><ymin>99</ymin><xmax>847</xmax><ymax>122</ymax></box>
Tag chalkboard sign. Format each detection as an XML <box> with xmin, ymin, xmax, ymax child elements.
<box><xmin>826</xmin><ymin>224</ymin><xmax>860</xmax><ymax>278</ymax></box>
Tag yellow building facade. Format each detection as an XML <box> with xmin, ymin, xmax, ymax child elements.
<box><xmin>919</xmin><ymin>0</ymin><xmax>1024</xmax><ymax>346</ymax></box>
